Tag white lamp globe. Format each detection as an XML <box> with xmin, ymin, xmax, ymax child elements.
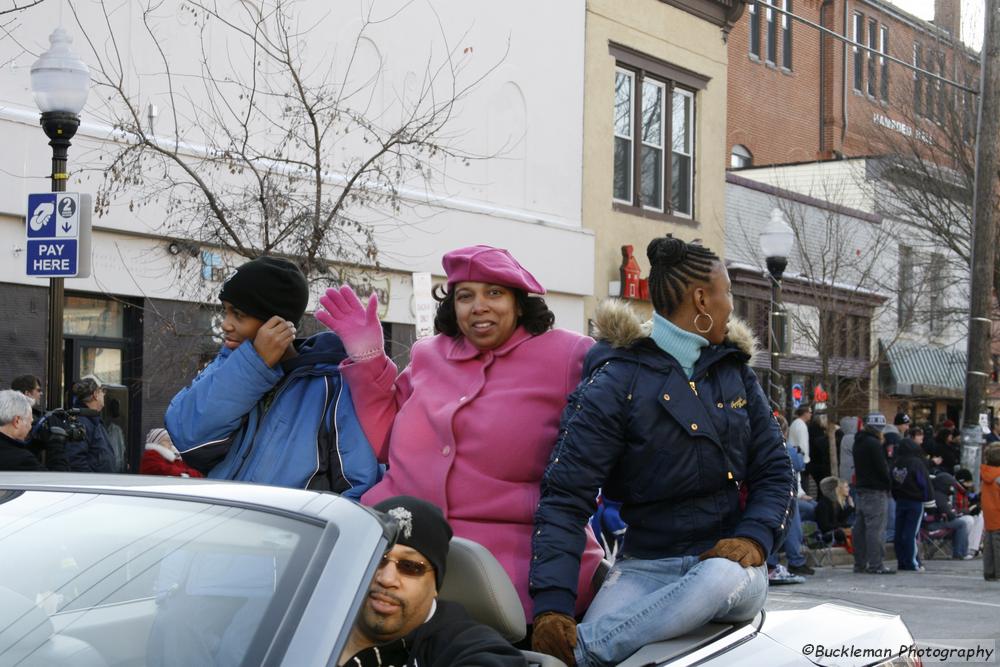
<box><xmin>30</xmin><ymin>28</ymin><xmax>90</xmax><ymax>115</ymax></box>
<box><xmin>759</xmin><ymin>208</ymin><xmax>795</xmax><ymax>260</ymax></box>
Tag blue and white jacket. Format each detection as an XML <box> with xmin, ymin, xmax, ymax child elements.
<box><xmin>166</xmin><ymin>331</ymin><xmax>379</xmax><ymax>498</ymax></box>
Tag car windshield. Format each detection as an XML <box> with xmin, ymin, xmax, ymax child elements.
<box><xmin>0</xmin><ymin>489</ymin><xmax>322</xmax><ymax>666</ymax></box>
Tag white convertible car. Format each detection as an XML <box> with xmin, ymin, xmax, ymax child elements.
<box><xmin>0</xmin><ymin>474</ymin><xmax>916</xmax><ymax>666</ymax></box>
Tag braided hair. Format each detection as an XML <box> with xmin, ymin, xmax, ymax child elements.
<box><xmin>646</xmin><ymin>235</ymin><xmax>720</xmax><ymax>315</ymax></box>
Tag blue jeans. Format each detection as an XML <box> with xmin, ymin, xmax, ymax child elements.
<box><xmin>894</xmin><ymin>499</ymin><xmax>923</xmax><ymax>570</ymax></box>
<box><xmin>930</xmin><ymin>517</ymin><xmax>971</xmax><ymax>558</ymax></box>
<box><xmin>767</xmin><ymin>497</ymin><xmax>805</xmax><ymax>568</ymax></box>
<box><xmin>798</xmin><ymin>498</ymin><xmax>817</xmax><ymax>523</ymax></box>
<box><xmin>574</xmin><ymin>556</ymin><xmax>768</xmax><ymax>667</ymax></box>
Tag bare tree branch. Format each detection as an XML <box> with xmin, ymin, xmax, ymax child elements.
<box><xmin>73</xmin><ymin>0</ymin><xmax>505</xmax><ymax>299</ymax></box>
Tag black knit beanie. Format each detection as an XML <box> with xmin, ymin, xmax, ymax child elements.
<box><xmin>373</xmin><ymin>496</ymin><xmax>453</xmax><ymax>590</ymax></box>
<box><xmin>219</xmin><ymin>256</ymin><xmax>309</xmax><ymax>326</ymax></box>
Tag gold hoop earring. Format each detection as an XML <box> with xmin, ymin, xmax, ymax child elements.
<box><xmin>694</xmin><ymin>312</ymin><xmax>714</xmax><ymax>334</ymax></box>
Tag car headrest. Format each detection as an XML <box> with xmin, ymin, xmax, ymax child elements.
<box><xmin>438</xmin><ymin>536</ymin><xmax>526</xmax><ymax>643</ymax></box>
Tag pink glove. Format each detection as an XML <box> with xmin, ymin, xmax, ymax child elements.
<box><xmin>315</xmin><ymin>286</ymin><xmax>384</xmax><ymax>362</ymax></box>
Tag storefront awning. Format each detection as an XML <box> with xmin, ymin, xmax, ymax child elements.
<box><xmin>881</xmin><ymin>340</ymin><xmax>966</xmax><ymax>399</ymax></box>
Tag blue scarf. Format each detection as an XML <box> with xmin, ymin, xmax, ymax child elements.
<box><xmin>650</xmin><ymin>313</ymin><xmax>709</xmax><ymax>378</ymax></box>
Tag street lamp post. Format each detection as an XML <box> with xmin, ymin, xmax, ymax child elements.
<box><xmin>30</xmin><ymin>28</ymin><xmax>90</xmax><ymax>411</ymax></box>
<box><xmin>760</xmin><ymin>208</ymin><xmax>795</xmax><ymax>417</ymax></box>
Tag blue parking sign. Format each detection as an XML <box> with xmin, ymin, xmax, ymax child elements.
<box><xmin>27</xmin><ymin>193</ymin><xmax>57</xmax><ymax>238</ymax></box>
<box><xmin>26</xmin><ymin>239</ymin><xmax>78</xmax><ymax>276</ymax></box>
<box><xmin>25</xmin><ymin>192</ymin><xmax>89</xmax><ymax>278</ymax></box>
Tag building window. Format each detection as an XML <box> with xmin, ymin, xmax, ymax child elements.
<box><xmin>671</xmin><ymin>88</ymin><xmax>694</xmax><ymax>216</ymax></box>
<box><xmin>925</xmin><ymin>48</ymin><xmax>936</xmax><ymax>122</ymax></box>
<box><xmin>766</xmin><ymin>0</ymin><xmax>777</xmax><ymax>64</ymax></box>
<box><xmin>867</xmin><ymin>18</ymin><xmax>877</xmax><ymax>97</ymax></box>
<box><xmin>731</xmin><ymin>144</ymin><xmax>753</xmax><ymax>169</ymax></box>
<box><xmin>613</xmin><ymin>68</ymin><xmax>634</xmax><ymax>203</ymax></box>
<box><xmin>937</xmin><ymin>51</ymin><xmax>947</xmax><ymax>123</ymax></box>
<box><xmin>820</xmin><ymin>311</ymin><xmax>870</xmax><ymax>360</ymax></box>
<box><xmin>781</xmin><ymin>0</ymin><xmax>792</xmax><ymax>69</ymax></box>
<box><xmin>852</xmin><ymin>13</ymin><xmax>864</xmax><ymax>92</ymax></box>
<box><xmin>898</xmin><ymin>245</ymin><xmax>914</xmax><ymax>329</ymax></box>
<box><xmin>201</xmin><ymin>251</ymin><xmax>225</xmax><ymax>282</ymax></box>
<box><xmin>879</xmin><ymin>26</ymin><xmax>889</xmax><ymax>102</ymax></box>
<box><xmin>963</xmin><ymin>73</ymin><xmax>975</xmax><ymax>139</ymax></box>
<box><xmin>610</xmin><ymin>44</ymin><xmax>706</xmax><ymax>220</ymax></box>
<box><xmin>749</xmin><ymin>0</ymin><xmax>760</xmax><ymax>58</ymax></box>
<box><xmin>928</xmin><ymin>253</ymin><xmax>946</xmax><ymax>336</ymax></box>
<box><xmin>913</xmin><ymin>43</ymin><xmax>923</xmax><ymax>117</ymax></box>
<box><xmin>640</xmin><ymin>78</ymin><xmax>666</xmax><ymax>209</ymax></box>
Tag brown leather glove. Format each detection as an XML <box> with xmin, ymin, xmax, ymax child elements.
<box><xmin>532</xmin><ymin>612</ymin><xmax>577</xmax><ymax>666</ymax></box>
<box><xmin>698</xmin><ymin>537</ymin><xmax>765</xmax><ymax>567</ymax></box>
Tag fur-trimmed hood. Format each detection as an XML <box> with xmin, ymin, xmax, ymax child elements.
<box><xmin>592</xmin><ymin>298</ymin><xmax>759</xmax><ymax>361</ymax></box>
<box><xmin>144</xmin><ymin>442</ymin><xmax>179</xmax><ymax>462</ymax></box>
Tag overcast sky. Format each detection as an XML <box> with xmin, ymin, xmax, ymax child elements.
<box><xmin>884</xmin><ymin>0</ymin><xmax>985</xmax><ymax>50</ymax></box>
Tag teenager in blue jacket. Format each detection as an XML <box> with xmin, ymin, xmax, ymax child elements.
<box><xmin>165</xmin><ymin>256</ymin><xmax>378</xmax><ymax>498</ymax></box>
<box><xmin>530</xmin><ymin>236</ymin><xmax>794</xmax><ymax>667</ymax></box>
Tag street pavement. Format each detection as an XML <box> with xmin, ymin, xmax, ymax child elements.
<box><xmin>764</xmin><ymin>556</ymin><xmax>1000</xmax><ymax>664</ymax></box>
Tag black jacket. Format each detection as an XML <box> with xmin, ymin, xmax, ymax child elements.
<box><xmin>342</xmin><ymin>600</ymin><xmax>526</xmax><ymax>667</ymax></box>
<box><xmin>853</xmin><ymin>429</ymin><xmax>891</xmax><ymax>491</ymax></box>
<box><xmin>806</xmin><ymin>420</ymin><xmax>831</xmax><ymax>481</ymax></box>
<box><xmin>891</xmin><ymin>439</ymin><xmax>932</xmax><ymax>502</ymax></box>
<box><xmin>530</xmin><ymin>302</ymin><xmax>793</xmax><ymax>617</ymax></box>
<box><xmin>65</xmin><ymin>410</ymin><xmax>116</xmax><ymax>473</ymax></box>
<box><xmin>815</xmin><ymin>495</ymin><xmax>852</xmax><ymax>534</ymax></box>
<box><xmin>0</xmin><ymin>430</ymin><xmax>69</xmax><ymax>471</ymax></box>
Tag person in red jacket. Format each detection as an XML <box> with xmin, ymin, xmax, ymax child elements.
<box><xmin>140</xmin><ymin>428</ymin><xmax>203</xmax><ymax>478</ymax></box>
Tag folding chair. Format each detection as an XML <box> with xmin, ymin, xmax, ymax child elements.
<box><xmin>802</xmin><ymin>520</ymin><xmax>835</xmax><ymax>568</ymax></box>
<box><xmin>919</xmin><ymin>514</ymin><xmax>954</xmax><ymax>560</ymax></box>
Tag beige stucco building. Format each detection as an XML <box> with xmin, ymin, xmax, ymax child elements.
<box><xmin>581</xmin><ymin>0</ymin><xmax>744</xmax><ymax>322</ymax></box>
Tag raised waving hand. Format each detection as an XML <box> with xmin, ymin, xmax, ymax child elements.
<box><xmin>315</xmin><ymin>285</ymin><xmax>385</xmax><ymax>362</ymax></box>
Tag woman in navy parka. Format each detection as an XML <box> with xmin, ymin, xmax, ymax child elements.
<box><xmin>530</xmin><ymin>236</ymin><xmax>794</xmax><ymax>667</ymax></box>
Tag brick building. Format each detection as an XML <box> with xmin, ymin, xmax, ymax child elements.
<box><xmin>727</xmin><ymin>0</ymin><xmax>979</xmax><ymax>168</ymax></box>
<box><xmin>723</xmin><ymin>0</ymin><xmax>987</xmax><ymax>427</ymax></box>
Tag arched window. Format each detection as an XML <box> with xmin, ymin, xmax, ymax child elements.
<box><xmin>730</xmin><ymin>145</ymin><xmax>753</xmax><ymax>169</ymax></box>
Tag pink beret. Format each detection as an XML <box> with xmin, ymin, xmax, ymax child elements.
<box><xmin>442</xmin><ymin>245</ymin><xmax>545</xmax><ymax>294</ymax></box>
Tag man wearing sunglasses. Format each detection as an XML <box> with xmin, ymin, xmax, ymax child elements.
<box><xmin>340</xmin><ymin>496</ymin><xmax>527</xmax><ymax>667</ymax></box>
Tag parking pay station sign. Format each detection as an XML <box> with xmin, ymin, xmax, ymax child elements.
<box><xmin>26</xmin><ymin>193</ymin><xmax>92</xmax><ymax>278</ymax></box>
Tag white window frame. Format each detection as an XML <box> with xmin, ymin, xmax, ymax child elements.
<box><xmin>640</xmin><ymin>77</ymin><xmax>667</xmax><ymax>213</ymax></box>
<box><xmin>867</xmin><ymin>18</ymin><xmax>878</xmax><ymax>98</ymax></box>
<box><xmin>781</xmin><ymin>0</ymin><xmax>792</xmax><ymax>70</ymax></box>
<box><xmin>879</xmin><ymin>26</ymin><xmax>889</xmax><ymax>102</ymax></box>
<box><xmin>852</xmin><ymin>13</ymin><xmax>863</xmax><ymax>92</ymax></box>
<box><xmin>765</xmin><ymin>1</ymin><xmax>777</xmax><ymax>64</ymax></box>
<box><xmin>672</xmin><ymin>87</ymin><xmax>695</xmax><ymax>219</ymax></box>
<box><xmin>613</xmin><ymin>67</ymin><xmax>635</xmax><ymax>205</ymax></box>
<box><xmin>748</xmin><ymin>0</ymin><xmax>760</xmax><ymax>58</ymax></box>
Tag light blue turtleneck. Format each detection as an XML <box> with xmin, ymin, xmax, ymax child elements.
<box><xmin>650</xmin><ymin>313</ymin><xmax>709</xmax><ymax>378</ymax></box>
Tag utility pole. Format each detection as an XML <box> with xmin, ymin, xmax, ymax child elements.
<box><xmin>960</xmin><ymin>0</ymin><xmax>1000</xmax><ymax>487</ymax></box>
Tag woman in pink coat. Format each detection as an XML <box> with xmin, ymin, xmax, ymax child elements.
<box><xmin>316</xmin><ymin>245</ymin><xmax>604</xmax><ymax>621</ymax></box>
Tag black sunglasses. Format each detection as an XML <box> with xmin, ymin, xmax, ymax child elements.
<box><xmin>379</xmin><ymin>554</ymin><xmax>432</xmax><ymax>578</ymax></box>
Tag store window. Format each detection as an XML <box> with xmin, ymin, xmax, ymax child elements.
<box><xmin>64</xmin><ymin>296</ymin><xmax>124</xmax><ymax>339</ymax></box>
<box><xmin>63</xmin><ymin>295</ymin><xmax>134</xmax><ymax>391</ymax></box>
